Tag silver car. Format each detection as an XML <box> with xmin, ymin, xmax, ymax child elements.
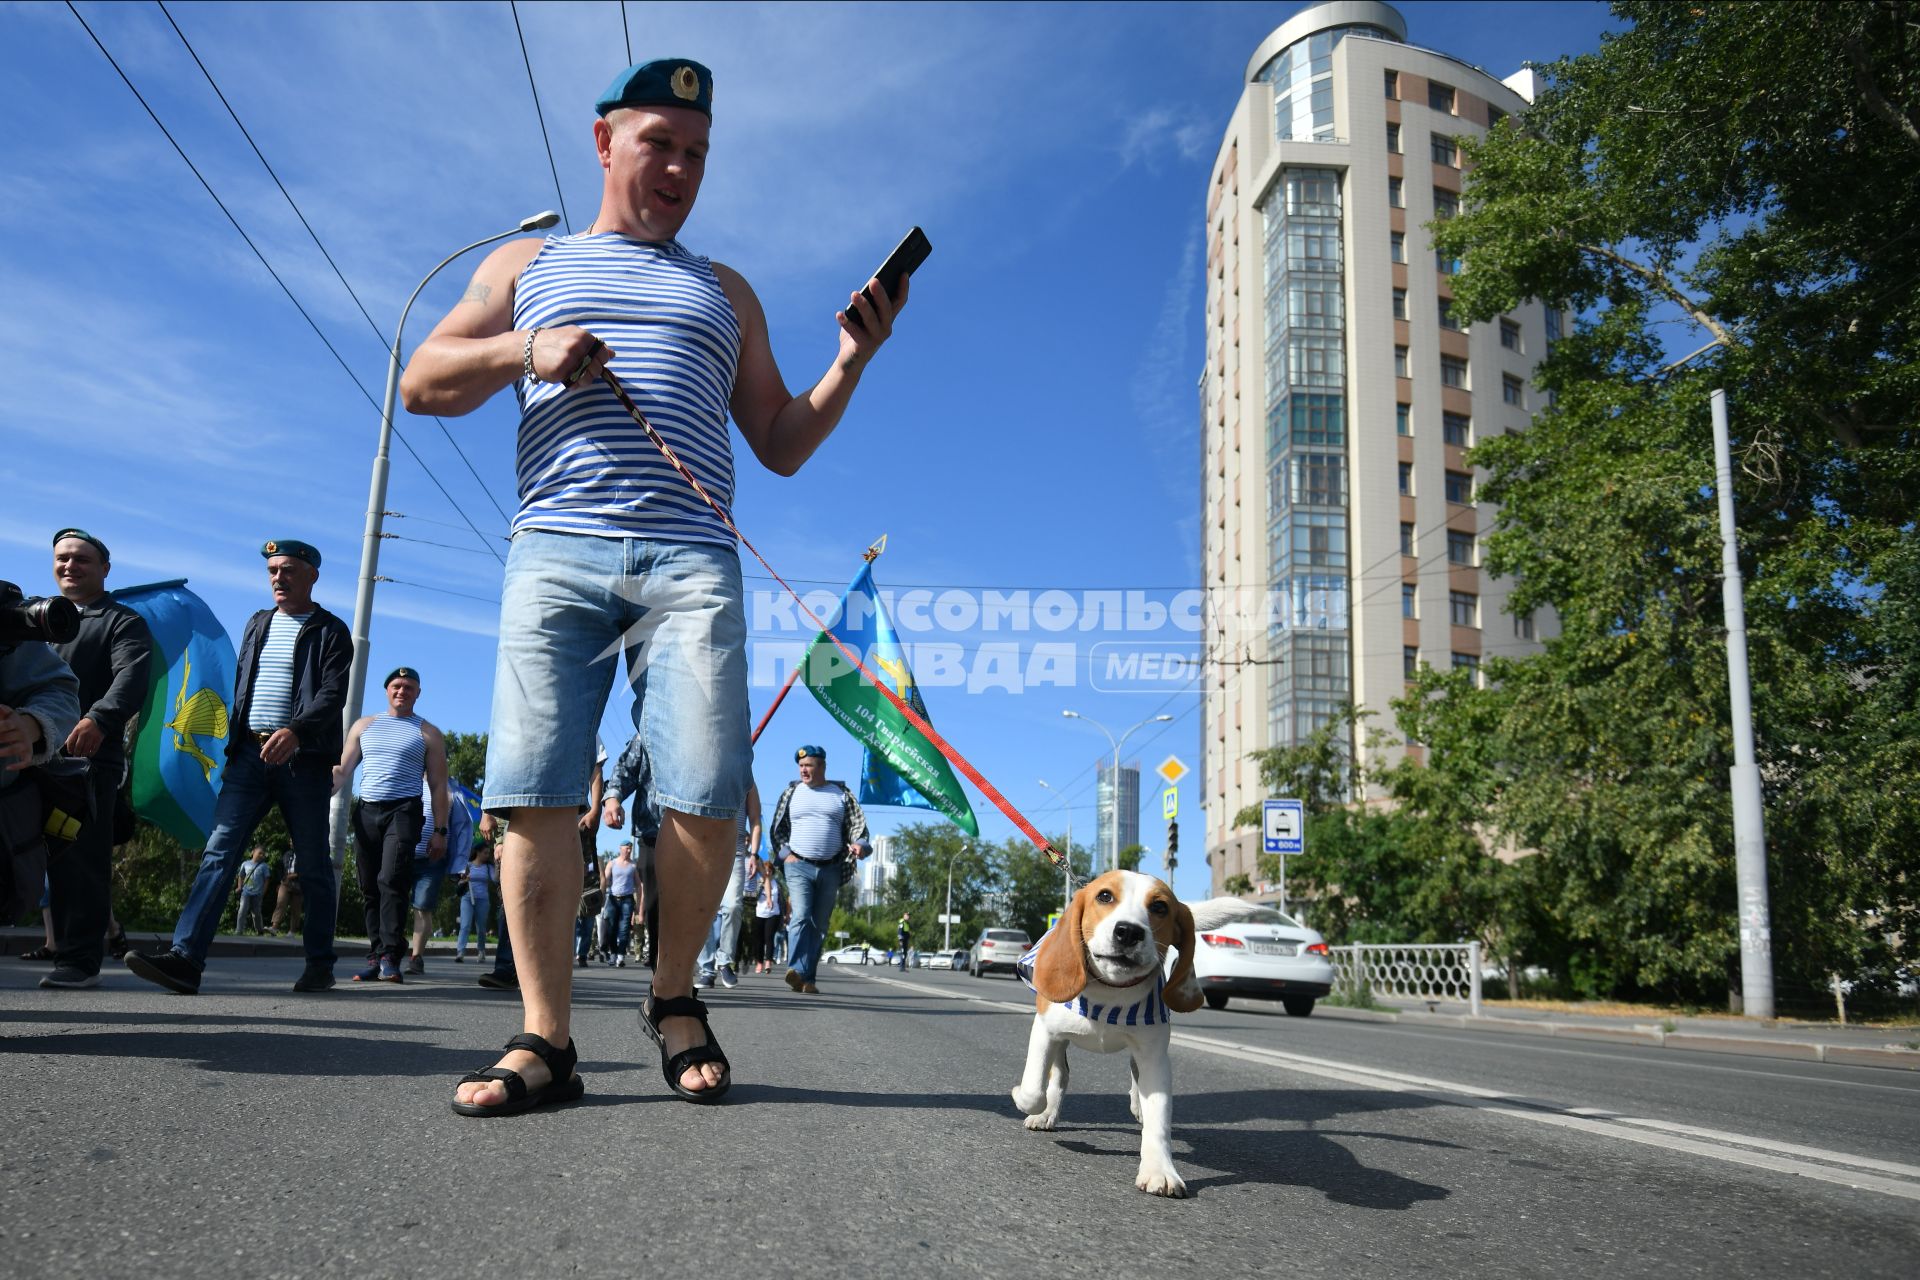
<box><xmin>968</xmin><ymin>928</ymin><xmax>1031</xmax><ymax>977</ymax></box>
<box><xmin>1189</xmin><ymin>907</ymin><xmax>1334</xmax><ymax>1016</ymax></box>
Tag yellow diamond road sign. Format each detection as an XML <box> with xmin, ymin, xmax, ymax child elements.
<box><xmin>1156</xmin><ymin>755</ymin><xmax>1188</xmax><ymax>786</ymax></box>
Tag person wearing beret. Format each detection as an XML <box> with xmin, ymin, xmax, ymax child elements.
<box><xmin>402</xmin><ymin>57</ymin><xmax>911</xmax><ymax>1115</ymax></box>
<box><xmin>38</xmin><ymin>529</ymin><xmax>151</xmax><ymax>989</ymax></box>
<box><xmin>126</xmin><ymin>539</ymin><xmax>351</xmax><ymax>996</ymax></box>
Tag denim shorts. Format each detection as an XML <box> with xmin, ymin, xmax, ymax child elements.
<box><xmin>483</xmin><ymin>530</ymin><xmax>752</xmax><ymax>820</ymax></box>
<box><xmin>410</xmin><ymin>854</ymin><xmax>450</xmax><ymax>910</ymax></box>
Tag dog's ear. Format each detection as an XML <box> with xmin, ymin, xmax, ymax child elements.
<box><xmin>1032</xmin><ymin>886</ymin><xmax>1089</xmax><ymax>1004</ymax></box>
<box><xmin>1163</xmin><ymin>898</ymin><xmax>1204</xmax><ymax>1013</ymax></box>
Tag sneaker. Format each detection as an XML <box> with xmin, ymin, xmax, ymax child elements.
<box><xmin>693</xmin><ymin>972</ymin><xmax>715</xmax><ymax>989</ymax></box>
<box><xmin>802</xmin><ymin>981</ymin><xmax>820</xmax><ymax>994</ymax></box>
<box><xmin>718</xmin><ymin>965</ymin><xmax>738</xmax><ymax>989</ymax></box>
<box><xmin>576</xmin><ymin>956</ymin><xmax>589</xmax><ymax>968</ymax></box>
<box><xmin>40</xmin><ymin>966</ymin><xmax>101</xmax><ymax>989</ymax></box>
<box><xmin>379</xmin><ymin>956</ymin><xmax>404</xmax><ymax>983</ymax></box>
<box><xmin>784</xmin><ymin>969</ymin><xmax>806</xmax><ymax>993</ymax></box>
<box><xmin>478</xmin><ymin>969</ymin><xmax>518</xmax><ymax>990</ymax></box>
<box><xmin>125</xmin><ymin>949</ymin><xmax>200</xmax><ymax>995</ymax></box>
<box><xmin>453</xmin><ymin>954</ymin><xmax>465</xmax><ymax>963</ymax></box>
<box><xmin>292</xmin><ymin>966</ymin><xmax>335</xmax><ymax>993</ymax></box>
<box><xmin>404</xmin><ymin>955</ymin><xmax>425</xmax><ymax>976</ymax></box>
<box><xmin>615</xmin><ymin>955</ymin><xmax>626</xmax><ymax>969</ymax></box>
<box><xmin>350</xmin><ymin>963</ymin><xmax>381</xmax><ymax>982</ymax></box>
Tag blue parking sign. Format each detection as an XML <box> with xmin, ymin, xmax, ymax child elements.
<box><xmin>1263</xmin><ymin>798</ymin><xmax>1304</xmax><ymax>856</ymax></box>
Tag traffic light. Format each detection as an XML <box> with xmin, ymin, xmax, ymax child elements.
<box><xmin>1167</xmin><ymin>819</ymin><xmax>1178</xmax><ymax>857</ymax></box>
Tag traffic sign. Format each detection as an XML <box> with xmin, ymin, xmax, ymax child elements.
<box><xmin>1161</xmin><ymin>786</ymin><xmax>1178</xmax><ymax>819</ymax></box>
<box><xmin>1263</xmin><ymin>798</ymin><xmax>1304</xmax><ymax>856</ymax></box>
<box><xmin>1156</xmin><ymin>755</ymin><xmax>1189</xmax><ymax>786</ymax></box>
<box><xmin>937</xmin><ymin>913</ymin><xmax>961</xmax><ymax>924</ymax></box>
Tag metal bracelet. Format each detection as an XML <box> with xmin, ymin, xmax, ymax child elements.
<box><xmin>522</xmin><ymin>327</ymin><xmax>542</xmax><ymax>383</ymax></box>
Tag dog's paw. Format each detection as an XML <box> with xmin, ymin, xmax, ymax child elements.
<box><xmin>1136</xmin><ymin>1163</ymin><xmax>1188</xmax><ymax>1198</ymax></box>
<box><xmin>1011</xmin><ymin>1085</ymin><xmax>1047</xmax><ymax>1115</ymax></box>
<box><xmin>1023</xmin><ymin>1111</ymin><xmax>1060</xmax><ymax>1131</ymax></box>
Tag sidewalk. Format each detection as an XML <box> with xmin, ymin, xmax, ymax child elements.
<box><xmin>0</xmin><ymin>924</ymin><xmax>486</xmax><ymax>962</ymax></box>
<box><xmin>1315</xmin><ymin>994</ymin><xmax>1920</xmax><ymax>1071</ymax></box>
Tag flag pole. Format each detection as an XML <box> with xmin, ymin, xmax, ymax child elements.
<box><xmin>748</xmin><ymin>536</ymin><xmax>887</xmax><ymax>746</ymax></box>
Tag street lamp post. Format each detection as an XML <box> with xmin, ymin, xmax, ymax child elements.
<box><xmin>1063</xmin><ymin>710</ymin><xmax>1172</xmax><ymax>873</ymax></box>
<box><xmin>943</xmin><ymin>842</ymin><xmax>972</xmax><ymax>952</ymax></box>
<box><xmin>1038</xmin><ymin>779</ymin><xmax>1072</xmax><ymax>911</ymax></box>
<box><xmin>328</xmin><ymin>211</ymin><xmax>561</xmax><ymax>872</ymax></box>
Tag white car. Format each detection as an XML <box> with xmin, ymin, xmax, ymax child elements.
<box><xmin>1188</xmin><ymin>907</ymin><xmax>1334</xmax><ymax>1016</ymax></box>
<box><xmin>821</xmin><ymin>945</ymin><xmax>877</xmax><ymax>965</ymax></box>
<box><xmin>926</xmin><ymin>952</ymin><xmax>954</xmax><ymax>970</ymax></box>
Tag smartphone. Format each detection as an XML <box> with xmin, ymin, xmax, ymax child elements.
<box><xmin>846</xmin><ymin>226</ymin><xmax>931</xmax><ymax>330</ymax></box>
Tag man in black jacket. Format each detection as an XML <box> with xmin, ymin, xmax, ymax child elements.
<box><xmin>40</xmin><ymin>529</ymin><xmax>151</xmax><ymax>990</ymax></box>
<box><xmin>127</xmin><ymin>539</ymin><xmax>351</xmax><ymax>995</ymax></box>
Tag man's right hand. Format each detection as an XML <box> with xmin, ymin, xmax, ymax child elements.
<box><xmin>602</xmin><ymin>797</ymin><xmax>625</xmax><ymax>830</ymax></box>
<box><xmin>0</xmin><ymin>706</ymin><xmax>43</xmax><ymax>771</ymax></box>
<box><xmin>530</xmin><ymin>327</ymin><xmax>616</xmax><ymax>388</ymax></box>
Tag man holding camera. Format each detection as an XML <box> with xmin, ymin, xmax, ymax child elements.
<box><xmin>126</xmin><ymin>540</ymin><xmax>350</xmax><ymax>995</ymax></box>
<box><xmin>0</xmin><ymin>590</ymin><xmax>82</xmax><ymax>928</ymax></box>
<box><xmin>38</xmin><ymin>530</ymin><xmax>152</xmax><ymax>990</ymax></box>
<box><xmin>403</xmin><ymin>57</ymin><xmax>906</xmax><ymax>1112</ymax></box>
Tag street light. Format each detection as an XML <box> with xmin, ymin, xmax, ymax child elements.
<box><xmin>328</xmin><ymin>211</ymin><xmax>562</xmax><ymax>870</ymax></box>
<box><xmin>1037</xmin><ymin>779</ymin><xmax>1072</xmax><ymax>911</ymax></box>
<box><xmin>1063</xmin><ymin>709</ymin><xmax>1172</xmax><ymax>873</ymax></box>
<box><xmin>943</xmin><ymin>842</ymin><xmax>973</xmax><ymax>952</ymax></box>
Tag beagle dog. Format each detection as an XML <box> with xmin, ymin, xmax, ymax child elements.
<box><xmin>1011</xmin><ymin>870</ymin><xmax>1247</xmax><ymax>1198</ymax></box>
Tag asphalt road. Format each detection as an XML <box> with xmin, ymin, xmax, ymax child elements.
<box><xmin>4</xmin><ymin>956</ymin><xmax>1917</xmax><ymax>1279</ymax></box>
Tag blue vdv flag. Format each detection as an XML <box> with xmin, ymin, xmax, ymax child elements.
<box><xmin>115</xmin><ymin>580</ymin><xmax>238</xmax><ymax>848</ymax></box>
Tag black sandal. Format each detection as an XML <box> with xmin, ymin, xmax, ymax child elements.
<box><xmin>450</xmin><ymin>1032</ymin><xmax>585</xmax><ymax>1118</ymax></box>
<box><xmin>641</xmin><ymin>994</ymin><xmax>732</xmax><ymax>1104</ymax></box>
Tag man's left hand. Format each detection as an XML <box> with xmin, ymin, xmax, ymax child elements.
<box><xmin>64</xmin><ymin>716</ymin><xmax>104</xmax><ymax>757</ymax></box>
<box><xmin>835</xmin><ymin>274</ymin><xmax>908</xmax><ymax>367</ymax></box>
<box><xmin>428</xmin><ymin>833</ymin><xmax>447</xmax><ymax>860</ymax></box>
<box><xmin>261</xmin><ymin>727</ymin><xmax>300</xmax><ymax>766</ymax></box>
<box><xmin>578</xmin><ymin>810</ymin><xmax>596</xmax><ymax>833</ymax></box>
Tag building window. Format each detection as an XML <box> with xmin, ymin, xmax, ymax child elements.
<box><xmin>1396</xmin><ymin>402</ymin><xmax>1412</xmax><ymax>436</ymax></box>
<box><xmin>1391</xmin><ymin>231</ymin><xmax>1406</xmax><ymax>263</ymax></box>
<box><xmin>1400</xmin><ymin>522</ymin><xmax>1415</xmax><ymax>555</ymax></box>
<box><xmin>1384</xmin><ymin>69</ymin><xmax>1399</xmax><ymax>99</ymax></box>
<box><xmin>1392</xmin><ymin>288</ymin><xmax>1408</xmax><ymax>320</ymax></box>
<box><xmin>1402</xmin><ymin>584</ymin><xmax>1418</xmax><ymax>618</ymax></box>
<box><xmin>1433</xmin><ymin>189</ymin><xmax>1459</xmax><ymax>220</ymax></box>
<box><xmin>1395</xmin><ymin>345</ymin><xmax>1409</xmax><ymax>378</ymax></box>
<box><xmin>1436</xmin><ymin>250</ymin><xmax>1461</xmax><ymax>275</ymax></box>
<box><xmin>1514</xmin><ymin>613</ymin><xmax>1535</xmax><ymax>641</ymax></box>
<box><xmin>1430</xmin><ymin>135</ymin><xmax>1458</xmax><ymax>167</ymax></box>
<box><xmin>1502</xmin><ymin>374</ymin><xmax>1525</xmax><ymax>407</ymax></box>
<box><xmin>1398</xmin><ymin>461</ymin><xmax>1414</xmax><ymax>496</ymax></box>
<box><xmin>1500</xmin><ymin>319</ymin><xmax>1522</xmax><ymax>351</ymax></box>
<box><xmin>1451</xmin><ymin>651</ymin><xmax>1480</xmax><ymax>685</ymax></box>
<box><xmin>1388</xmin><ymin>176</ymin><xmax>1404</xmax><ymax>208</ymax></box>
<box><xmin>1437</xmin><ymin>297</ymin><xmax>1461</xmax><ymax>331</ymax></box>
<box><xmin>1429</xmin><ymin>82</ymin><xmax>1456</xmax><ymax>114</ymax></box>
<box><xmin>1404</xmin><ymin>645</ymin><xmax>1420</xmax><ymax>679</ymax></box>
<box><xmin>1440</xmin><ymin>354</ymin><xmax>1468</xmax><ymax>388</ymax></box>
<box><xmin>1444</xmin><ymin>470</ymin><xmax>1474</xmax><ymax>504</ymax></box>
<box><xmin>1447</xmin><ymin>530</ymin><xmax>1476</xmax><ymax>565</ymax></box>
<box><xmin>1544</xmin><ymin>309</ymin><xmax>1563</xmax><ymax>343</ymax></box>
<box><xmin>1387</xmin><ymin>122</ymin><xmax>1401</xmax><ymax>153</ymax></box>
<box><xmin>1288</xmin><ymin>453</ymin><xmax>1347</xmax><ymax>507</ymax></box>
<box><xmin>1442</xmin><ymin>411</ymin><xmax>1471</xmax><ymax>446</ymax></box>
<box><xmin>1487</xmin><ymin>105</ymin><xmax>1507</xmax><ymax>130</ymax></box>
<box><xmin>1449</xmin><ymin>591</ymin><xmax>1479</xmax><ymax>627</ymax></box>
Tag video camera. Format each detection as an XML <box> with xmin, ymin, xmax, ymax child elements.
<box><xmin>0</xmin><ymin>581</ymin><xmax>80</xmax><ymax>648</ymax></box>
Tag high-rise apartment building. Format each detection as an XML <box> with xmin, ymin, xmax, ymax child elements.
<box><xmin>1201</xmin><ymin>1</ymin><xmax>1557</xmax><ymax>894</ymax></box>
<box><xmin>1095</xmin><ymin>760</ymin><xmax>1142</xmax><ymax>871</ymax></box>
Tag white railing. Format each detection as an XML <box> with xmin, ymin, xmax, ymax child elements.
<box><xmin>1331</xmin><ymin>942</ymin><xmax>1482</xmax><ymax>1017</ymax></box>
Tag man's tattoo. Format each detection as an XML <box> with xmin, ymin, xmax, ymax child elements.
<box><xmin>461</xmin><ymin>281</ymin><xmax>494</xmax><ymax>306</ymax></box>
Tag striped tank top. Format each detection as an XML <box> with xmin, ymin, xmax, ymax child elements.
<box><xmin>247</xmin><ymin>610</ymin><xmax>311</xmax><ymax>732</ymax></box>
<box><xmin>1017</xmin><ymin>931</ymin><xmax>1174</xmax><ymax>1026</ymax></box>
<box><xmin>512</xmin><ymin>233</ymin><xmax>742</xmax><ymax>544</ymax></box>
<box><xmin>358</xmin><ymin>713</ymin><xmax>427</xmax><ymax>803</ymax></box>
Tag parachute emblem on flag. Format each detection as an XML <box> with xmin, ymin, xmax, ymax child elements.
<box><xmin>167</xmin><ymin>648</ymin><xmax>231</xmax><ymax>781</ymax></box>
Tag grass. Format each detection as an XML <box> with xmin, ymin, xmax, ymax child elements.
<box><xmin>1324</xmin><ymin>985</ymin><xmax>1385</xmax><ymax>1011</ymax></box>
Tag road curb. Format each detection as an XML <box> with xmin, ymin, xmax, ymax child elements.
<box><xmin>1311</xmin><ymin>997</ymin><xmax>1920</xmax><ymax>1070</ymax></box>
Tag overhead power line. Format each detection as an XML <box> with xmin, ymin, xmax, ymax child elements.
<box><xmin>65</xmin><ymin>2</ymin><xmax>505</xmax><ymax>566</ymax></box>
<box><xmin>511</xmin><ymin>0</ymin><xmax>572</xmax><ymax>233</ymax></box>
<box><xmin>619</xmin><ymin>1</ymin><xmax>632</xmax><ymax>64</ymax></box>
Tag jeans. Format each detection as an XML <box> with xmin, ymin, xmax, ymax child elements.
<box><xmin>457</xmin><ymin>884</ymin><xmax>492</xmax><ymax>955</ymax></box>
<box><xmin>608</xmin><ymin>894</ymin><xmax>636</xmax><ymax>954</ymax></box>
<box><xmin>171</xmin><ymin>744</ymin><xmax>336</xmax><ymax>970</ymax></box>
<box><xmin>782</xmin><ymin>857</ymin><xmax>841</xmax><ymax>982</ymax></box>
<box><xmin>695</xmin><ymin>855</ymin><xmax>746</xmax><ymax>978</ymax></box>
<box><xmin>235</xmin><ymin>891</ymin><xmax>264</xmax><ymax>934</ymax></box>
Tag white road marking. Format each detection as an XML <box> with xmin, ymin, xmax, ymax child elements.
<box><xmin>858</xmin><ymin>971</ymin><xmax>1920</xmax><ymax>1203</ymax></box>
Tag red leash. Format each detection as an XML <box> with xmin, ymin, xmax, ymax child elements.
<box><xmin>596</xmin><ymin>367</ymin><xmax>1066</xmax><ymax>869</ymax></box>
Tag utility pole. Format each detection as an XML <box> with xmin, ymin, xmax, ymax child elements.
<box><xmin>1712</xmin><ymin>388</ymin><xmax>1774</xmax><ymax>1019</ymax></box>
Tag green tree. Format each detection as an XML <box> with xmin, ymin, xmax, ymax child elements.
<box><xmin>444</xmin><ymin>731</ymin><xmax>488</xmax><ymax>790</ymax></box>
<box><xmin>1421</xmin><ymin>1</ymin><xmax>1920</xmax><ymax>1003</ymax></box>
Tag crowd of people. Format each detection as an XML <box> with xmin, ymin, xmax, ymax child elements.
<box><xmin>5</xmin><ymin>52</ymin><xmax>909</xmax><ymax>1117</ymax></box>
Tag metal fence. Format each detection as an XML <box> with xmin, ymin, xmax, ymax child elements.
<box><xmin>1331</xmin><ymin>942</ymin><xmax>1482</xmax><ymax>1018</ymax></box>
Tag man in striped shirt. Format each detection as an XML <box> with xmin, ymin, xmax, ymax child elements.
<box><xmin>333</xmin><ymin>667</ymin><xmax>449</xmax><ymax>983</ymax></box>
<box><xmin>404</xmin><ymin>58</ymin><xmax>910</xmax><ymax>1112</ymax></box>
<box><xmin>127</xmin><ymin>540</ymin><xmax>351</xmax><ymax>996</ymax></box>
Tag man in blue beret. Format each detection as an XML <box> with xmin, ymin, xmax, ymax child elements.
<box><xmin>403</xmin><ymin>56</ymin><xmax>912</xmax><ymax>1115</ymax></box>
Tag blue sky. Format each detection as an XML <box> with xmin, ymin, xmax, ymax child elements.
<box><xmin>2</xmin><ymin>1</ymin><xmax>1618</xmax><ymax>902</ymax></box>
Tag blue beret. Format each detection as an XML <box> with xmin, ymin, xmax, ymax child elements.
<box><xmin>596</xmin><ymin>58</ymin><xmax>713</xmax><ymax>119</ymax></box>
<box><xmin>262</xmin><ymin>539</ymin><xmax>321</xmax><ymax>569</ymax></box>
